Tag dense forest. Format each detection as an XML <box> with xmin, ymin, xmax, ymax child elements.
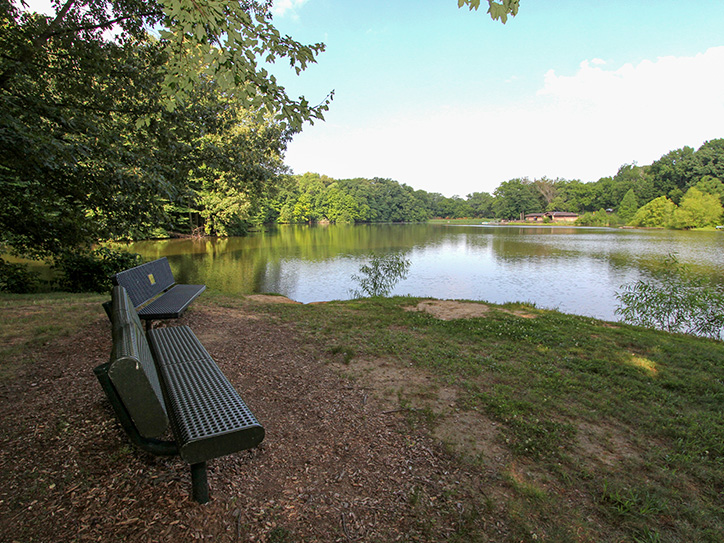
<box><xmin>236</xmin><ymin>139</ymin><xmax>724</xmax><ymax>230</ymax></box>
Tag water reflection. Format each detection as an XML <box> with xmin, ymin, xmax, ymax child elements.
<box><xmin>118</xmin><ymin>224</ymin><xmax>724</xmax><ymax>322</ymax></box>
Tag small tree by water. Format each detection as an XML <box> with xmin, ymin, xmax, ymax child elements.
<box><xmin>615</xmin><ymin>254</ymin><xmax>724</xmax><ymax>340</ymax></box>
<box><xmin>351</xmin><ymin>253</ymin><xmax>411</xmax><ymax>298</ymax></box>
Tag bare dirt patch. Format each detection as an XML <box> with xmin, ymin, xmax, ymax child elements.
<box><xmin>405</xmin><ymin>300</ymin><xmax>491</xmax><ymax>320</ymax></box>
<box><xmin>0</xmin><ymin>305</ymin><xmax>512</xmax><ymax>542</ymax></box>
<box><xmin>574</xmin><ymin>421</ymin><xmax>642</xmax><ymax>469</ymax></box>
<box><xmin>245</xmin><ymin>294</ymin><xmax>301</xmax><ymax>305</ymax></box>
<box><xmin>405</xmin><ymin>300</ymin><xmax>537</xmax><ymax>321</ymax></box>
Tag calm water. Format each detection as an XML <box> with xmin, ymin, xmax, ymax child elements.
<box><xmin>119</xmin><ymin>224</ymin><xmax>724</xmax><ymax>322</ymax></box>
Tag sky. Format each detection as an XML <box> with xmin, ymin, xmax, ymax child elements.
<box><xmin>21</xmin><ymin>0</ymin><xmax>724</xmax><ymax>197</ymax></box>
<box><xmin>265</xmin><ymin>0</ymin><xmax>724</xmax><ymax>196</ymax></box>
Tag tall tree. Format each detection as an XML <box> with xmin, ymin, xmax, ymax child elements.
<box><xmin>617</xmin><ymin>188</ymin><xmax>639</xmax><ymax>224</ymax></box>
<box><xmin>690</xmin><ymin>139</ymin><xmax>724</xmax><ymax>184</ymax></box>
<box><xmin>467</xmin><ymin>191</ymin><xmax>495</xmax><ymax>218</ymax></box>
<box><xmin>533</xmin><ymin>177</ymin><xmax>558</xmax><ymax>210</ymax></box>
<box><xmin>1</xmin><ymin>10</ymin><xmax>168</xmax><ymax>258</ymax></box>
<box><xmin>672</xmin><ymin>187</ymin><xmax>723</xmax><ymax>229</ymax></box>
<box><xmin>493</xmin><ymin>178</ymin><xmax>542</xmax><ymax>219</ymax></box>
<box><xmin>648</xmin><ymin>147</ymin><xmax>696</xmax><ymax>203</ymax></box>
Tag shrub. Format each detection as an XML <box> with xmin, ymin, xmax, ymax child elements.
<box><xmin>615</xmin><ymin>254</ymin><xmax>724</xmax><ymax>340</ymax></box>
<box><xmin>0</xmin><ymin>259</ymin><xmax>39</xmax><ymax>293</ymax></box>
<box><xmin>628</xmin><ymin>196</ymin><xmax>676</xmax><ymax>228</ymax></box>
<box><xmin>54</xmin><ymin>247</ymin><xmax>143</xmax><ymax>293</ymax></box>
<box><xmin>351</xmin><ymin>253</ymin><xmax>411</xmax><ymax>298</ymax></box>
<box><xmin>576</xmin><ymin>209</ymin><xmax>614</xmax><ymax>227</ymax></box>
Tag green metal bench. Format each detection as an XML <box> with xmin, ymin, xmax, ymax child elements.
<box><xmin>110</xmin><ymin>257</ymin><xmax>206</xmax><ymax>329</ymax></box>
<box><xmin>94</xmin><ymin>285</ymin><xmax>264</xmax><ymax>503</ymax></box>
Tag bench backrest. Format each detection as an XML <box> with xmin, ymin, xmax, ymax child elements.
<box><xmin>108</xmin><ymin>285</ymin><xmax>169</xmax><ymax>437</ymax></box>
<box><xmin>112</xmin><ymin>257</ymin><xmax>176</xmax><ymax>309</ymax></box>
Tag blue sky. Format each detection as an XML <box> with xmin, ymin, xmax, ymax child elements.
<box><xmin>268</xmin><ymin>1</ymin><xmax>724</xmax><ymax>196</ymax></box>
<box><xmin>21</xmin><ymin>0</ymin><xmax>724</xmax><ymax>197</ymax></box>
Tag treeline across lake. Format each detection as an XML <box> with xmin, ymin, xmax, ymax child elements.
<box><xmin>234</xmin><ymin>138</ymin><xmax>724</xmax><ymax>230</ymax></box>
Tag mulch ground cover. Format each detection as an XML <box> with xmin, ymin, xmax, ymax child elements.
<box><xmin>0</xmin><ymin>304</ymin><xmax>505</xmax><ymax>542</ymax></box>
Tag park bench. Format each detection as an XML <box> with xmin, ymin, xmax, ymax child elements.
<box><xmin>94</xmin><ymin>285</ymin><xmax>265</xmax><ymax>503</ymax></box>
<box><xmin>111</xmin><ymin>257</ymin><xmax>206</xmax><ymax>329</ymax></box>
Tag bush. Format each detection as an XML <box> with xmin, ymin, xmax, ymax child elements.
<box><xmin>0</xmin><ymin>259</ymin><xmax>39</xmax><ymax>293</ymax></box>
<box><xmin>615</xmin><ymin>254</ymin><xmax>724</xmax><ymax>340</ymax></box>
<box><xmin>576</xmin><ymin>209</ymin><xmax>616</xmax><ymax>227</ymax></box>
<box><xmin>54</xmin><ymin>247</ymin><xmax>143</xmax><ymax>293</ymax></box>
<box><xmin>351</xmin><ymin>253</ymin><xmax>411</xmax><ymax>298</ymax></box>
<box><xmin>628</xmin><ymin>196</ymin><xmax>676</xmax><ymax>228</ymax></box>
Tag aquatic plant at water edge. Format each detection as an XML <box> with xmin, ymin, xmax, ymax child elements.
<box><xmin>615</xmin><ymin>254</ymin><xmax>724</xmax><ymax>340</ymax></box>
<box><xmin>351</xmin><ymin>253</ymin><xmax>411</xmax><ymax>298</ymax></box>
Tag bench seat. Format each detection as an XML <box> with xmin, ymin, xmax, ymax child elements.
<box><xmin>138</xmin><ymin>284</ymin><xmax>207</xmax><ymax>320</ymax></box>
<box><xmin>111</xmin><ymin>257</ymin><xmax>205</xmax><ymax>325</ymax></box>
<box><xmin>96</xmin><ymin>285</ymin><xmax>264</xmax><ymax>502</ymax></box>
<box><xmin>148</xmin><ymin>326</ymin><xmax>265</xmax><ymax>465</ymax></box>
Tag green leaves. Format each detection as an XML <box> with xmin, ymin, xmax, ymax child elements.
<box><xmin>458</xmin><ymin>0</ymin><xmax>520</xmax><ymax>23</ymax></box>
<box><xmin>157</xmin><ymin>0</ymin><xmax>331</xmax><ymax>130</ymax></box>
<box><xmin>351</xmin><ymin>253</ymin><xmax>412</xmax><ymax>298</ymax></box>
<box><xmin>616</xmin><ymin>254</ymin><xmax>724</xmax><ymax>340</ymax></box>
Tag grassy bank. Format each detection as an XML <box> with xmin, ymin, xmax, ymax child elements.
<box><xmin>428</xmin><ymin>218</ymin><xmax>496</xmax><ymax>225</ymax></box>
<box><xmin>3</xmin><ymin>291</ymin><xmax>724</xmax><ymax>541</ymax></box>
<box><xmin>217</xmin><ymin>293</ymin><xmax>724</xmax><ymax>542</ymax></box>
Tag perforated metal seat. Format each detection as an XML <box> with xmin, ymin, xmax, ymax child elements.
<box><xmin>96</xmin><ymin>286</ymin><xmax>264</xmax><ymax>503</ymax></box>
<box><xmin>112</xmin><ymin>257</ymin><xmax>205</xmax><ymax>324</ymax></box>
<box><xmin>148</xmin><ymin>326</ymin><xmax>265</xmax><ymax>465</ymax></box>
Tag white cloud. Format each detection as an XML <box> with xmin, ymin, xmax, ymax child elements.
<box><xmin>271</xmin><ymin>0</ymin><xmax>310</xmax><ymax>18</ymax></box>
<box><xmin>285</xmin><ymin>46</ymin><xmax>724</xmax><ymax>195</ymax></box>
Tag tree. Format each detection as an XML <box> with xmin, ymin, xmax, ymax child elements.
<box><xmin>493</xmin><ymin>178</ymin><xmax>542</xmax><ymax>219</ymax></box>
<box><xmin>1</xmin><ymin>0</ymin><xmax>330</xmax><ymax>262</ymax></box>
<box><xmin>351</xmin><ymin>253</ymin><xmax>411</xmax><ymax>298</ymax></box>
<box><xmin>690</xmin><ymin>139</ymin><xmax>724</xmax><ymax>185</ymax></box>
<box><xmin>617</xmin><ymin>188</ymin><xmax>639</xmax><ymax>224</ymax></box>
<box><xmin>1</xmin><ymin>0</ymin><xmax>332</xmax><ymax>129</ymax></box>
<box><xmin>616</xmin><ymin>254</ymin><xmax>724</xmax><ymax>340</ymax></box>
<box><xmin>695</xmin><ymin>176</ymin><xmax>724</xmax><ymax>207</ymax></box>
<box><xmin>547</xmin><ymin>179</ymin><xmax>594</xmax><ymax>213</ymax></box>
<box><xmin>629</xmin><ymin>196</ymin><xmax>676</xmax><ymax>228</ymax></box>
<box><xmin>533</xmin><ymin>177</ymin><xmax>558</xmax><ymax>210</ymax></box>
<box><xmin>671</xmin><ymin>187</ymin><xmax>723</xmax><ymax>229</ymax></box>
<box><xmin>1</xmin><ymin>19</ymin><xmax>168</xmax><ymax>258</ymax></box>
<box><xmin>648</xmin><ymin>147</ymin><xmax>696</xmax><ymax>203</ymax></box>
<box><xmin>467</xmin><ymin>191</ymin><xmax>495</xmax><ymax>218</ymax></box>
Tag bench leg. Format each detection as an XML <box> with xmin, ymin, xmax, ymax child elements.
<box><xmin>191</xmin><ymin>462</ymin><xmax>209</xmax><ymax>504</ymax></box>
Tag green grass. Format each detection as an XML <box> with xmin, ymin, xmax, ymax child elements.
<box><xmin>241</xmin><ymin>295</ymin><xmax>724</xmax><ymax>542</ymax></box>
<box><xmin>428</xmin><ymin>218</ymin><xmax>495</xmax><ymax>225</ymax></box>
<box><xmin>4</xmin><ymin>291</ymin><xmax>724</xmax><ymax>541</ymax></box>
<box><xmin>0</xmin><ymin>292</ymin><xmax>107</xmax><ymax>378</ymax></box>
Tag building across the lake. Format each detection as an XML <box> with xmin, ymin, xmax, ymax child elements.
<box><xmin>524</xmin><ymin>212</ymin><xmax>579</xmax><ymax>223</ymax></box>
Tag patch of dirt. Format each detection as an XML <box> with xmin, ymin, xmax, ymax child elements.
<box><xmin>574</xmin><ymin>421</ymin><xmax>642</xmax><ymax>469</ymax></box>
<box><xmin>245</xmin><ymin>294</ymin><xmax>301</xmax><ymax>305</ymax></box>
<box><xmin>332</xmin><ymin>357</ymin><xmax>457</xmax><ymax>415</ymax></box>
<box><xmin>405</xmin><ymin>300</ymin><xmax>491</xmax><ymax>320</ymax></box>
<box><xmin>434</xmin><ymin>411</ymin><xmax>508</xmax><ymax>465</ymax></box>
<box><xmin>0</xmin><ymin>305</ymin><xmax>514</xmax><ymax>542</ymax></box>
<box><xmin>405</xmin><ymin>300</ymin><xmax>537</xmax><ymax>320</ymax></box>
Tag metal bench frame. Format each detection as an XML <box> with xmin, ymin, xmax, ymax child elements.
<box><xmin>111</xmin><ymin>257</ymin><xmax>206</xmax><ymax>329</ymax></box>
<box><xmin>95</xmin><ymin>286</ymin><xmax>264</xmax><ymax>503</ymax></box>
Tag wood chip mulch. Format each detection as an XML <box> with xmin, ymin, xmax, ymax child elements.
<box><xmin>0</xmin><ymin>305</ymin><xmax>506</xmax><ymax>542</ymax></box>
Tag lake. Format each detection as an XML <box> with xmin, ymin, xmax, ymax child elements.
<box><xmin>118</xmin><ymin>224</ymin><xmax>724</xmax><ymax>322</ymax></box>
